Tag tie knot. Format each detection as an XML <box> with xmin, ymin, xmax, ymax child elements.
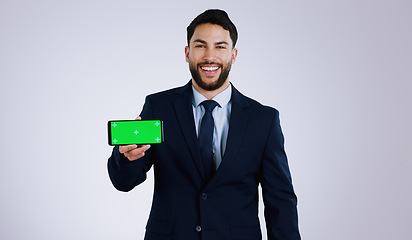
<box><xmin>201</xmin><ymin>100</ymin><xmax>219</xmax><ymax>112</ymax></box>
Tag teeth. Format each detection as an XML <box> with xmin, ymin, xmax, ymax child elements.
<box><xmin>201</xmin><ymin>66</ymin><xmax>219</xmax><ymax>71</ymax></box>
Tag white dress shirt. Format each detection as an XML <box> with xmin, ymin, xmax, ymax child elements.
<box><xmin>192</xmin><ymin>84</ymin><xmax>232</xmax><ymax>170</ymax></box>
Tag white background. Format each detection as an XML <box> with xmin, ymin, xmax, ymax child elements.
<box><xmin>1</xmin><ymin>0</ymin><xmax>411</xmax><ymax>239</ymax></box>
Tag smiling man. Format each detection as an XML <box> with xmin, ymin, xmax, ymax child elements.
<box><xmin>108</xmin><ymin>9</ymin><xmax>301</xmax><ymax>240</ymax></box>
<box><xmin>186</xmin><ymin>22</ymin><xmax>237</xmax><ymax>98</ymax></box>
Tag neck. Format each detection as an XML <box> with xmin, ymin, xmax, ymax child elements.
<box><xmin>191</xmin><ymin>79</ymin><xmax>230</xmax><ymax>100</ymax></box>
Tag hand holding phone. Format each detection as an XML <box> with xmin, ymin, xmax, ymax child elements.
<box><xmin>108</xmin><ymin>119</ymin><xmax>164</xmax><ymax>146</ymax></box>
<box><xmin>119</xmin><ymin>144</ymin><xmax>151</xmax><ymax>161</ymax></box>
<box><xmin>109</xmin><ymin>116</ymin><xmax>161</xmax><ymax>161</ymax></box>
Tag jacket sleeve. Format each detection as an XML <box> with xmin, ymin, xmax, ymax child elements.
<box><xmin>107</xmin><ymin>96</ymin><xmax>155</xmax><ymax>192</ymax></box>
<box><xmin>261</xmin><ymin>110</ymin><xmax>301</xmax><ymax>240</ymax></box>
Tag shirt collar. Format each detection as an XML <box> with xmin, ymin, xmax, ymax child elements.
<box><xmin>192</xmin><ymin>83</ymin><xmax>232</xmax><ymax>108</ymax></box>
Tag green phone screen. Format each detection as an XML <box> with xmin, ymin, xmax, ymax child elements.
<box><xmin>108</xmin><ymin>120</ymin><xmax>163</xmax><ymax>145</ymax></box>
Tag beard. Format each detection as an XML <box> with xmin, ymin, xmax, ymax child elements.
<box><xmin>189</xmin><ymin>60</ymin><xmax>232</xmax><ymax>91</ymax></box>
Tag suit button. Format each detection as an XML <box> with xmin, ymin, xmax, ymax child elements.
<box><xmin>195</xmin><ymin>225</ymin><xmax>202</xmax><ymax>232</ymax></box>
<box><xmin>201</xmin><ymin>193</ymin><xmax>207</xmax><ymax>200</ymax></box>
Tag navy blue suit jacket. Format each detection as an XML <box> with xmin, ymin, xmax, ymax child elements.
<box><xmin>108</xmin><ymin>82</ymin><xmax>300</xmax><ymax>240</ymax></box>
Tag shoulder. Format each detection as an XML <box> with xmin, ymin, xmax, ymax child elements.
<box><xmin>145</xmin><ymin>81</ymin><xmax>191</xmax><ymax>102</ymax></box>
<box><xmin>146</xmin><ymin>85</ymin><xmax>186</xmax><ymax>99</ymax></box>
<box><xmin>247</xmin><ymin>96</ymin><xmax>278</xmax><ymax>113</ymax></box>
<box><xmin>233</xmin><ymin>85</ymin><xmax>279</xmax><ymax>117</ymax></box>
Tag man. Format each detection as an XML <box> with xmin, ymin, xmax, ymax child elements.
<box><xmin>108</xmin><ymin>9</ymin><xmax>300</xmax><ymax>240</ymax></box>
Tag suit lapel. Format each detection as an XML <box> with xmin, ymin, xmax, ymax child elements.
<box><xmin>211</xmin><ymin>85</ymin><xmax>251</xmax><ymax>184</ymax></box>
<box><xmin>172</xmin><ymin>82</ymin><xmax>206</xmax><ymax>181</ymax></box>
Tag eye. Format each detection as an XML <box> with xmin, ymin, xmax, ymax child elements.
<box><xmin>217</xmin><ymin>45</ymin><xmax>227</xmax><ymax>49</ymax></box>
<box><xmin>195</xmin><ymin>45</ymin><xmax>205</xmax><ymax>48</ymax></box>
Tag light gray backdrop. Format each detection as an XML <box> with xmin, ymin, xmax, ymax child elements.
<box><xmin>1</xmin><ymin>0</ymin><xmax>411</xmax><ymax>239</ymax></box>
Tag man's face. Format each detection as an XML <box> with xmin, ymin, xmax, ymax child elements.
<box><xmin>185</xmin><ymin>23</ymin><xmax>238</xmax><ymax>91</ymax></box>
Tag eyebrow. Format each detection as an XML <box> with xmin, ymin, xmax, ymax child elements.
<box><xmin>215</xmin><ymin>41</ymin><xmax>229</xmax><ymax>46</ymax></box>
<box><xmin>193</xmin><ymin>39</ymin><xmax>229</xmax><ymax>46</ymax></box>
<box><xmin>193</xmin><ymin>39</ymin><xmax>207</xmax><ymax>44</ymax></box>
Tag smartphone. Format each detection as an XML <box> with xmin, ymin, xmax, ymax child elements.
<box><xmin>108</xmin><ymin>120</ymin><xmax>164</xmax><ymax>146</ymax></box>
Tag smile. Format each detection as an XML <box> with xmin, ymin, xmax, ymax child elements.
<box><xmin>200</xmin><ymin>66</ymin><xmax>219</xmax><ymax>71</ymax></box>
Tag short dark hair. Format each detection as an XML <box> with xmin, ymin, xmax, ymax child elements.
<box><xmin>187</xmin><ymin>9</ymin><xmax>238</xmax><ymax>48</ymax></box>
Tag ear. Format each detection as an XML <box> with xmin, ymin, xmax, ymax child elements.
<box><xmin>185</xmin><ymin>46</ymin><xmax>190</xmax><ymax>63</ymax></box>
<box><xmin>231</xmin><ymin>48</ymin><xmax>238</xmax><ymax>64</ymax></box>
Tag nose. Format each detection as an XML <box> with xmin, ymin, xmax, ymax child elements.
<box><xmin>203</xmin><ymin>48</ymin><xmax>217</xmax><ymax>62</ymax></box>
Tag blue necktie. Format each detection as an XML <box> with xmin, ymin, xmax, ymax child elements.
<box><xmin>198</xmin><ymin>100</ymin><xmax>218</xmax><ymax>180</ymax></box>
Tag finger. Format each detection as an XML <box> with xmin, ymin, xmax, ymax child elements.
<box><xmin>125</xmin><ymin>151</ymin><xmax>145</xmax><ymax>161</ymax></box>
<box><xmin>135</xmin><ymin>116</ymin><xmax>142</xmax><ymax>120</ymax></box>
<box><xmin>119</xmin><ymin>144</ymin><xmax>138</xmax><ymax>154</ymax></box>
<box><xmin>126</xmin><ymin>145</ymin><xmax>150</xmax><ymax>156</ymax></box>
<box><xmin>124</xmin><ymin>145</ymin><xmax>151</xmax><ymax>161</ymax></box>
